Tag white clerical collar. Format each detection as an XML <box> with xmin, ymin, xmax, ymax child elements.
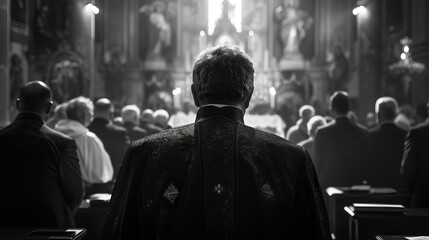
<box><xmin>201</xmin><ymin>104</ymin><xmax>244</xmax><ymax>112</ymax></box>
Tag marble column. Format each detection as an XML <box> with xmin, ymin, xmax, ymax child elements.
<box><xmin>0</xmin><ymin>0</ymin><xmax>10</xmax><ymax>128</ymax></box>
<box><xmin>357</xmin><ymin>0</ymin><xmax>382</xmax><ymax>119</ymax></box>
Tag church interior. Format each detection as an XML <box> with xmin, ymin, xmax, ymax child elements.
<box><xmin>1</xmin><ymin>0</ymin><xmax>428</xmax><ymax>125</ymax></box>
<box><xmin>1</xmin><ymin>0</ymin><xmax>429</xmax><ymax>239</ymax></box>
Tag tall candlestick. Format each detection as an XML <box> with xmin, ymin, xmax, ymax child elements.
<box><xmin>269</xmin><ymin>87</ymin><xmax>276</xmax><ymax>110</ymax></box>
<box><xmin>172</xmin><ymin>88</ymin><xmax>182</xmax><ymax>110</ymax></box>
<box><xmin>199</xmin><ymin>31</ymin><xmax>206</xmax><ymax>52</ymax></box>
<box><xmin>248</xmin><ymin>31</ymin><xmax>255</xmax><ymax>53</ymax></box>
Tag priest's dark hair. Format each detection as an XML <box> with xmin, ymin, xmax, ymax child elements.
<box><xmin>17</xmin><ymin>81</ymin><xmax>52</xmax><ymax>114</ymax></box>
<box><xmin>191</xmin><ymin>45</ymin><xmax>254</xmax><ymax>107</ymax></box>
<box><xmin>330</xmin><ymin>91</ymin><xmax>349</xmax><ymax>115</ymax></box>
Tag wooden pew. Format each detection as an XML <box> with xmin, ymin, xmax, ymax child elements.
<box><xmin>344</xmin><ymin>206</ymin><xmax>429</xmax><ymax>240</ymax></box>
<box><xmin>0</xmin><ymin>228</ymin><xmax>86</xmax><ymax>239</ymax></box>
<box><xmin>75</xmin><ymin>194</ymin><xmax>110</xmax><ymax>240</ymax></box>
<box><xmin>326</xmin><ymin>187</ymin><xmax>410</xmax><ymax>240</ymax></box>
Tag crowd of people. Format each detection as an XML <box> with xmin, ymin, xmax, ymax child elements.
<box><xmin>1</xmin><ymin>45</ymin><xmax>428</xmax><ymax>239</ymax></box>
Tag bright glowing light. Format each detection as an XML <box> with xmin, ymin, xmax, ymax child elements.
<box><xmin>248</xmin><ymin>31</ymin><xmax>254</xmax><ymax>37</ymax></box>
<box><xmin>403</xmin><ymin>46</ymin><xmax>409</xmax><ymax>53</ymax></box>
<box><xmin>352</xmin><ymin>6</ymin><xmax>366</xmax><ymax>15</ymax></box>
<box><xmin>208</xmin><ymin>0</ymin><xmax>242</xmax><ymax>35</ymax></box>
<box><xmin>208</xmin><ymin>0</ymin><xmax>222</xmax><ymax>35</ymax></box>
<box><xmin>172</xmin><ymin>88</ymin><xmax>182</xmax><ymax>96</ymax></box>
<box><xmin>229</xmin><ymin>0</ymin><xmax>242</xmax><ymax>33</ymax></box>
<box><xmin>200</xmin><ymin>31</ymin><xmax>206</xmax><ymax>37</ymax></box>
<box><xmin>400</xmin><ymin>53</ymin><xmax>406</xmax><ymax>60</ymax></box>
<box><xmin>85</xmin><ymin>3</ymin><xmax>99</xmax><ymax>15</ymax></box>
<box><xmin>269</xmin><ymin>87</ymin><xmax>276</xmax><ymax>96</ymax></box>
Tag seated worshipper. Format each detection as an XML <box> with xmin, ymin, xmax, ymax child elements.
<box><xmin>314</xmin><ymin>91</ymin><xmax>370</xmax><ymax>194</ymax></box>
<box><xmin>121</xmin><ymin>104</ymin><xmax>147</xmax><ymax>141</ymax></box>
<box><xmin>286</xmin><ymin>105</ymin><xmax>315</xmax><ymax>144</ymax></box>
<box><xmin>368</xmin><ymin>97</ymin><xmax>407</xmax><ymax>190</ymax></box>
<box><xmin>46</xmin><ymin>102</ymin><xmax>67</xmax><ymax>129</ymax></box>
<box><xmin>0</xmin><ymin>81</ymin><xmax>83</xmax><ymax>228</ymax></box>
<box><xmin>153</xmin><ymin>109</ymin><xmax>172</xmax><ymax>130</ymax></box>
<box><xmin>401</xmin><ymin>98</ymin><xmax>429</xmax><ymax>207</ymax></box>
<box><xmin>88</xmin><ymin>98</ymin><xmax>130</xmax><ymax>180</ymax></box>
<box><xmin>140</xmin><ymin>108</ymin><xmax>163</xmax><ymax>135</ymax></box>
<box><xmin>298</xmin><ymin>115</ymin><xmax>327</xmax><ymax>160</ymax></box>
<box><xmin>113</xmin><ymin>116</ymin><xmax>124</xmax><ymax>126</ymax></box>
<box><xmin>103</xmin><ymin>46</ymin><xmax>331</xmax><ymax>240</ymax></box>
<box><xmin>55</xmin><ymin>97</ymin><xmax>113</xmax><ymax>186</ymax></box>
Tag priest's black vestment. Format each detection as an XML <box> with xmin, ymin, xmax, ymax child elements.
<box><xmin>103</xmin><ymin>106</ymin><xmax>331</xmax><ymax>239</ymax></box>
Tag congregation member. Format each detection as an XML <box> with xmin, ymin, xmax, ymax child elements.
<box><xmin>103</xmin><ymin>46</ymin><xmax>331</xmax><ymax>239</ymax></box>
<box><xmin>88</xmin><ymin>98</ymin><xmax>130</xmax><ymax>179</ymax></box>
<box><xmin>55</xmin><ymin>96</ymin><xmax>113</xmax><ymax>185</ymax></box>
<box><xmin>368</xmin><ymin>97</ymin><xmax>407</xmax><ymax>189</ymax></box>
<box><xmin>415</xmin><ymin>102</ymin><xmax>429</xmax><ymax>125</ymax></box>
<box><xmin>0</xmin><ymin>81</ymin><xmax>83</xmax><ymax>228</ymax></box>
<box><xmin>46</xmin><ymin>102</ymin><xmax>67</xmax><ymax>129</ymax></box>
<box><xmin>314</xmin><ymin>91</ymin><xmax>370</xmax><ymax>193</ymax></box>
<box><xmin>153</xmin><ymin>109</ymin><xmax>172</xmax><ymax>130</ymax></box>
<box><xmin>140</xmin><ymin>108</ymin><xmax>163</xmax><ymax>135</ymax></box>
<box><xmin>298</xmin><ymin>115</ymin><xmax>327</xmax><ymax>160</ymax></box>
<box><xmin>286</xmin><ymin>105</ymin><xmax>315</xmax><ymax>144</ymax></box>
<box><xmin>401</xmin><ymin>98</ymin><xmax>429</xmax><ymax>207</ymax></box>
<box><xmin>121</xmin><ymin>104</ymin><xmax>147</xmax><ymax>141</ymax></box>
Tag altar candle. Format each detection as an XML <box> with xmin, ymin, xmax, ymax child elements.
<box><xmin>248</xmin><ymin>31</ymin><xmax>255</xmax><ymax>52</ymax></box>
<box><xmin>172</xmin><ymin>88</ymin><xmax>182</xmax><ymax>110</ymax></box>
<box><xmin>269</xmin><ymin>87</ymin><xmax>276</xmax><ymax>110</ymax></box>
<box><xmin>199</xmin><ymin>31</ymin><xmax>206</xmax><ymax>52</ymax></box>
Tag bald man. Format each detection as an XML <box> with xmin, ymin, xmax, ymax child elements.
<box><xmin>286</xmin><ymin>105</ymin><xmax>315</xmax><ymax>144</ymax></box>
<box><xmin>88</xmin><ymin>98</ymin><xmax>130</xmax><ymax>180</ymax></box>
<box><xmin>0</xmin><ymin>81</ymin><xmax>83</xmax><ymax>228</ymax></box>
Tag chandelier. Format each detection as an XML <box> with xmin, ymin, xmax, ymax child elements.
<box><xmin>388</xmin><ymin>37</ymin><xmax>425</xmax><ymax>75</ymax></box>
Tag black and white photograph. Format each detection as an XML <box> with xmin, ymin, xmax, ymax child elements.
<box><xmin>0</xmin><ymin>0</ymin><xmax>428</xmax><ymax>239</ymax></box>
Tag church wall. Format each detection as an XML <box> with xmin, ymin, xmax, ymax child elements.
<box><xmin>0</xmin><ymin>0</ymin><xmax>10</xmax><ymax>126</ymax></box>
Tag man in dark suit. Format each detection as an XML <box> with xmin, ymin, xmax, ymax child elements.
<box><xmin>314</xmin><ymin>91</ymin><xmax>369</xmax><ymax>193</ymax></box>
<box><xmin>401</xmin><ymin>99</ymin><xmax>429</xmax><ymax>207</ymax></box>
<box><xmin>121</xmin><ymin>104</ymin><xmax>147</xmax><ymax>141</ymax></box>
<box><xmin>368</xmin><ymin>97</ymin><xmax>407</xmax><ymax>190</ymax></box>
<box><xmin>88</xmin><ymin>98</ymin><xmax>130</xmax><ymax>180</ymax></box>
<box><xmin>103</xmin><ymin>46</ymin><xmax>331</xmax><ymax>239</ymax></box>
<box><xmin>0</xmin><ymin>81</ymin><xmax>83</xmax><ymax>228</ymax></box>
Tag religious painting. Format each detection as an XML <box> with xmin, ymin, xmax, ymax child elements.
<box><xmin>273</xmin><ymin>0</ymin><xmax>315</xmax><ymax>63</ymax></box>
<box><xmin>32</xmin><ymin>0</ymin><xmax>71</xmax><ymax>55</ymax></box>
<box><xmin>45</xmin><ymin>51</ymin><xmax>85</xmax><ymax>103</ymax></box>
<box><xmin>138</xmin><ymin>0</ymin><xmax>178</xmax><ymax>69</ymax></box>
